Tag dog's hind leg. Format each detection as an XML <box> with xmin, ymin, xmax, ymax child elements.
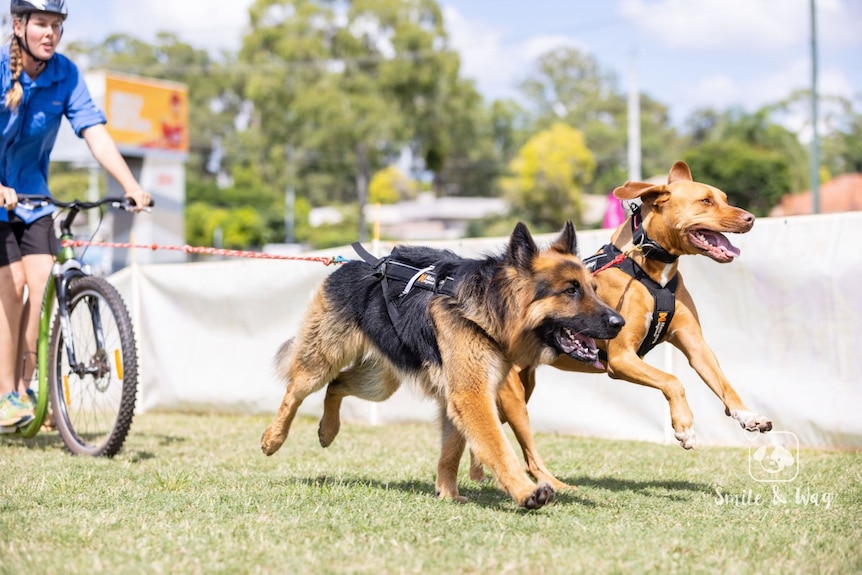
<box><xmin>261</xmin><ymin>295</ymin><xmax>368</xmax><ymax>456</ymax></box>
<box><xmin>436</xmin><ymin>409</ymin><xmax>468</xmax><ymax>503</ymax></box>
<box><xmin>468</xmin><ymin>448</ymin><xmax>488</xmax><ymax>482</ymax></box>
<box><xmin>318</xmin><ymin>357</ymin><xmax>401</xmax><ymax>448</ymax></box>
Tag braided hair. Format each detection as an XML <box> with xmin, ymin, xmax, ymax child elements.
<box><xmin>4</xmin><ymin>18</ymin><xmax>26</xmax><ymax>111</ymax></box>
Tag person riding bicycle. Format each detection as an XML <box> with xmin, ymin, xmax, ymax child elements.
<box><xmin>0</xmin><ymin>0</ymin><xmax>151</xmax><ymax>431</ymax></box>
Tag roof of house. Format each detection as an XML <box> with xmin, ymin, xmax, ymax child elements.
<box><xmin>769</xmin><ymin>173</ymin><xmax>862</xmax><ymax>216</ymax></box>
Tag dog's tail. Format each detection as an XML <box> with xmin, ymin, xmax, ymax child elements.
<box><xmin>273</xmin><ymin>338</ymin><xmax>296</xmax><ymax>385</ymax></box>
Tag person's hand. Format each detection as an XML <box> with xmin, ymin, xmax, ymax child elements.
<box><xmin>124</xmin><ymin>185</ymin><xmax>151</xmax><ymax>212</ymax></box>
<box><xmin>0</xmin><ymin>185</ymin><xmax>18</xmax><ymax>211</ymax></box>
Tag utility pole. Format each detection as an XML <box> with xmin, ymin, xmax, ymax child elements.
<box><xmin>810</xmin><ymin>0</ymin><xmax>820</xmax><ymax>214</ymax></box>
<box><xmin>285</xmin><ymin>146</ymin><xmax>295</xmax><ymax>244</ymax></box>
<box><xmin>627</xmin><ymin>48</ymin><xmax>642</xmax><ymax>182</ymax></box>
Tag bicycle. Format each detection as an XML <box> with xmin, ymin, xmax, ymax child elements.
<box><xmin>11</xmin><ymin>195</ymin><xmax>151</xmax><ymax>457</ymax></box>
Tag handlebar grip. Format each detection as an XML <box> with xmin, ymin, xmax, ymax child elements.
<box><xmin>126</xmin><ymin>198</ymin><xmax>155</xmax><ymax>208</ymax></box>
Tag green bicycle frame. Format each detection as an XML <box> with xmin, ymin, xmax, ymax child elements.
<box><xmin>16</xmin><ymin>235</ymin><xmax>77</xmax><ymax>437</ymax></box>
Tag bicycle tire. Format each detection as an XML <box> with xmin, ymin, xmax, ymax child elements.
<box><xmin>48</xmin><ymin>276</ymin><xmax>138</xmax><ymax>457</ymax></box>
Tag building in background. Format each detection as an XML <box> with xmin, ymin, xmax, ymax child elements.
<box><xmin>52</xmin><ymin>72</ymin><xmax>189</xmax><ymax>272</ymax></box>
<box><xmin>769</xmin><ymin>173</ymin><xmax>862</xmax><ymax>217</ymax></box>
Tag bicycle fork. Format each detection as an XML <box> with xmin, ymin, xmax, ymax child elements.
<box><xmin>53</xmin><ymin>262</ymin><xmax>110</xmax><ymax>381</ymax></box>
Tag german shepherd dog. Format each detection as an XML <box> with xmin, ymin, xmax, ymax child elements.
<box><xmin>260</xmin><ymin>221</ymin><xmax>624</xmax><ymax>509</ymax></box>
<box><xmin>469</xmin><ymin>161</ymin><xmax>774</xmax><ymax>490</ymax></box>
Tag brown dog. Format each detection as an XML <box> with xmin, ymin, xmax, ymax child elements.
<box><xmin>261</xmin><ymin>221</ymin><xmax>624</xmax><ymax>508</ymax></box>
<box><xmin>471</xmin><ymin>161</ymin><xmax>773</xmax><ymax>490</ymax></box>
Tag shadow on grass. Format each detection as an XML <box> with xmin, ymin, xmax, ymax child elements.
<box><xmin>560</xmin><ymin>474</ymin><xmax>709</xmax><ymax>502</ymax></box>
<box><xmin>1</xmin><ymin>433</ymin><xmax>63</xmax><ymax>452</ymax></box>
<box><xmin>280</xmin><ymin>473</ymin><xmax>704</xmax><ymax>511</ymax></box>
<box><xmin>1</xmin><ymin>431</ymin><xmax>185</xmax><ymax>462</ymax></box>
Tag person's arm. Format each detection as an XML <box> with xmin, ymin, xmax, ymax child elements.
<box><xmin>82</xmin><ymin>124</ymin><xmax>151</xmax><ymax>211</ymax></box>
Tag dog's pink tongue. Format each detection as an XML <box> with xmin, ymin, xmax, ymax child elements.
<box><xmin>704</xmin><ymin>231</ymin><xmax>741</xmax><ymax>258</ymax></box>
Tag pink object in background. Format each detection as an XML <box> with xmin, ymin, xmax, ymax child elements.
<box><xmin>602</xmin><ymin>191</ymin><xmax>626</xmax><ymax>229</ymax></box>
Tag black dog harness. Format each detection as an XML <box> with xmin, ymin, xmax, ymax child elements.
<box><xmin>584</xmin><ymin>206</ymin><xmax>679</xmax><ymax>358</ymax></box>
<box><xmin>351</xmin><ymin>242</ymin><xmax>458</xmax><ymax>297</ymax></box>
<box><xmin>351</xmin><ymin>242</ymin><xmax>459</xmax><ymax>348</ymax></box>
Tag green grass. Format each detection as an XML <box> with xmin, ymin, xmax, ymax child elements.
<box><xmin>1</xmin><ymin>412</ymin><xmax>859</xmax><ymax>575</ymax></box>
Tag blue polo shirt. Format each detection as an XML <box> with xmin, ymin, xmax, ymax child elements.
<box><xmin>0</xmin><ymin>45</ymin><xmax>106</xmax><ymax>223</ymax></box>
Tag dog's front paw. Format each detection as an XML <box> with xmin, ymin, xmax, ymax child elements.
<box><xmin>435</xmin><ymin>488</ymin><xmax>468</xmax><ymax>504</ymax></box>
<box><xmin>674</xmin><ymin>429</ymin><xmax>697</xmax><ymax>450</ymax></box>
<box><xmin>260</xmin><ymin>426</ymin><xmax>287</xmax><ymax>456</ymax></box>
<box><xmin>730</xmin><ymin>410</ymin><xmax>773</xmax><ymax>433</ymax></box>
<box><xmin>522</xmin><ymin>482</ymin><xmax>555</xmax><ymax>509</ymax></box>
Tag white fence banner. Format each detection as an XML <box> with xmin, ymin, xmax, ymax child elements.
<box><xmin>111</xmin><ymin>212</ymin><xmax>862</xmax><ymax>449</ymax></box>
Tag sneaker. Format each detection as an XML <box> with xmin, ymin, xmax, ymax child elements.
<box><xmin>16</xmin><ymin>389</ymin><xmax>38</xmax><ymax>411</ymax></box>
<box><xmin>0</xmin><ymin>391</ymin><xmax>33</xmax><ymax>427</ymax></box>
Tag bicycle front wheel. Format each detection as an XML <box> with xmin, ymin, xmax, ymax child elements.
<box><xmin>49</xmin><ymin>276</ymin><xmax>138</xmax><ymax>457</ymax></box>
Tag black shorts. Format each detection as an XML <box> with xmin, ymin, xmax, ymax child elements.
<box><xmin>0</xmin><ymin>214</ymin><xmax>59</xmax><ymax>267</ymax></box>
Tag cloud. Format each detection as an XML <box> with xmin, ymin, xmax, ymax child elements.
<box><xmin>672</xmin><ymin>53</ymin><xmax>857</xmax><ymax>129</ymax></box>
<box><xmin>620</xmin><ymin>0</ymin><xmax>858</xmax><ymax>52</ymax></box>
<box><xmin>443</xmin><ymin>5</ymin><xmax>584</xmax><ymax>101</ymax></box>
<box><xmin>112</xmin><ymin>0</ymin><xmax>253</xmax><ymax>52</ymax></box>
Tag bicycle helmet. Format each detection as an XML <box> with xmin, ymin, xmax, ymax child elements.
<box><xmin>10</xmin><ymin>0</ymin><xmax>68</xmax><ymax>20</ymax></box>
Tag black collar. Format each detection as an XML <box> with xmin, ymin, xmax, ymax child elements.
<box><xmin>630</xmin><ymin>204</ymin><xmax>678</xmax><ymax>264</ymax></box>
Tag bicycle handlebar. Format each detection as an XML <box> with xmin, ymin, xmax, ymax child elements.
<box><xmin>16</xmin><ymin>195</ymin><xmax>155</xmax><ymax>210</ymax></box>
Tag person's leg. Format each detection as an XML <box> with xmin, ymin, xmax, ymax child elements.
<box><xmin>0</xmin><ymin>220</ymin><xmax>26</xmax><ymax>398</ymax></box>
<box><xmin>0</xmin><ymin>262</ymin><xmax>26</xmax><ymax>395</ymax></box>
<box><xmin>14</xmin><ymin>215</ymin><xmax>58</xmax><ymax>396</ymax></box>
<box><xmin>0</xmin><ymin>223</ymin><xmax>30</xmax><ymax>426</ymax></box>
<box><xmin>16</xmin><ymin>253</ymin><xmax>54</xmax><ymax>393</ymax></box>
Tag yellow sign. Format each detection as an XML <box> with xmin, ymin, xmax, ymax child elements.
<box><xmin>104</xmin><ymin>74</ymin><xmax>189</xmax><ymax>153</ymax></box>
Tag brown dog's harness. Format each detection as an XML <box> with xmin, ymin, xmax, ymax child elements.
<box><xmin>584</xmin><ymin>206</ymin><xmax>679</xmax><ymax>358</ymax></box>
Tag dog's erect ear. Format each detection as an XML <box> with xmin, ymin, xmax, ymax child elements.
<box><xmin>668</xmin><ymin>161</ymin><xmax>693</xmax><ymax>183</ymax></box>
<box><xmin>508</xmin><ymin>221</ymin><xmax>539</xmax><ymax>269</ymax></box>
<box><xmin>549</xmin><ymin>220</ymin><xmax>578</xmax><ymax>256</ymax></box>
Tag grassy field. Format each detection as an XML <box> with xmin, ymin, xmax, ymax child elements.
<box><xmin>1</xmin><ymin>412</ymin><xmax>859</xmax><ymax>575</ymax></box>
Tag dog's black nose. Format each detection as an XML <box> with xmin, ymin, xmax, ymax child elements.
<box><xmin>608</xmin><ymin>312</ymin><xmax>625</xmax><ymax>330</ymax></box>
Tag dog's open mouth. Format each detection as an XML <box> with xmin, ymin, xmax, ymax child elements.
<box><xmin>557</xmin><ymin>327</ymin><xmax>602</xmax><ymax>367</ymax></box>
<box><xmin>688</xmin><ymin>228</ymin><xmax>741</xmax><ymax>263</ymax></box>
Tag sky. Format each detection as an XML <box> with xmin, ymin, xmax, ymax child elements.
<box><xmin>1</xmin><ymin>0</ymin><xmax>859</xmax><ymax>129</ymax></box>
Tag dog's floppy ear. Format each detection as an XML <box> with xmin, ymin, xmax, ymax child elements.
<box><xmin>614</xmin><ymin>179</ymin><xmax>672</xmax><ymax>208</ymax></box>
<box><xmin>613</xmin><ymin>181</ymin><xmax>656</xmax><ymax>200</ymax></box>
<box><xmin>508</xmin><ymin>221</ymin><xmax>539</xmax><ymax>269</ymax></box>
<box><xmin>668</xmin><ymin>161</ymin><xmax>693</xmax><ymax>183</ymax></box>
<box><xmin>549</xmin><ymin>220</ymin><xmax>578</xmax><ymax>256</ymax></box>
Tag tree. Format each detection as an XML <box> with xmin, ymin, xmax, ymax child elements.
<box><xmin>518</xmin><ymin>47</ymin><xmax>681</xmax><ymax>192</ymax></box>
<box><xmin>682</xmin><ymin>106</ymin><xmax>810</xmax><ymax>214</ymax></box>
<box><xmin>239</xmin><ymin>0</ymin><xmax>484</xmax><ymax>242</ymax></box>
<box><xmin>819</xmin><ymin>95</ymin><xmax>862</xmax><ymax>175</ymax></box>
<box><xmin>64</xmin><ymin>34</ymin><xmax>263</xmax><ymax>248</ymax></box>
<box><xmin>683</xmin><ymin>141</ymin><xmax>792</xmax><ymax>217</ymax></box>
<box><xmin>65</xmin><ymin>33</ymin><xmax>247</xmax><ymax>179</ymax></box>
<box><xmin>369</xmin><ymin>166</ymin><xmax>416</xmax><ymax>204</ymax></box>
<box><xmin>502</xmin><ymin>122</ymin><xmax>595</xmax><ymax>231</ymax></box>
